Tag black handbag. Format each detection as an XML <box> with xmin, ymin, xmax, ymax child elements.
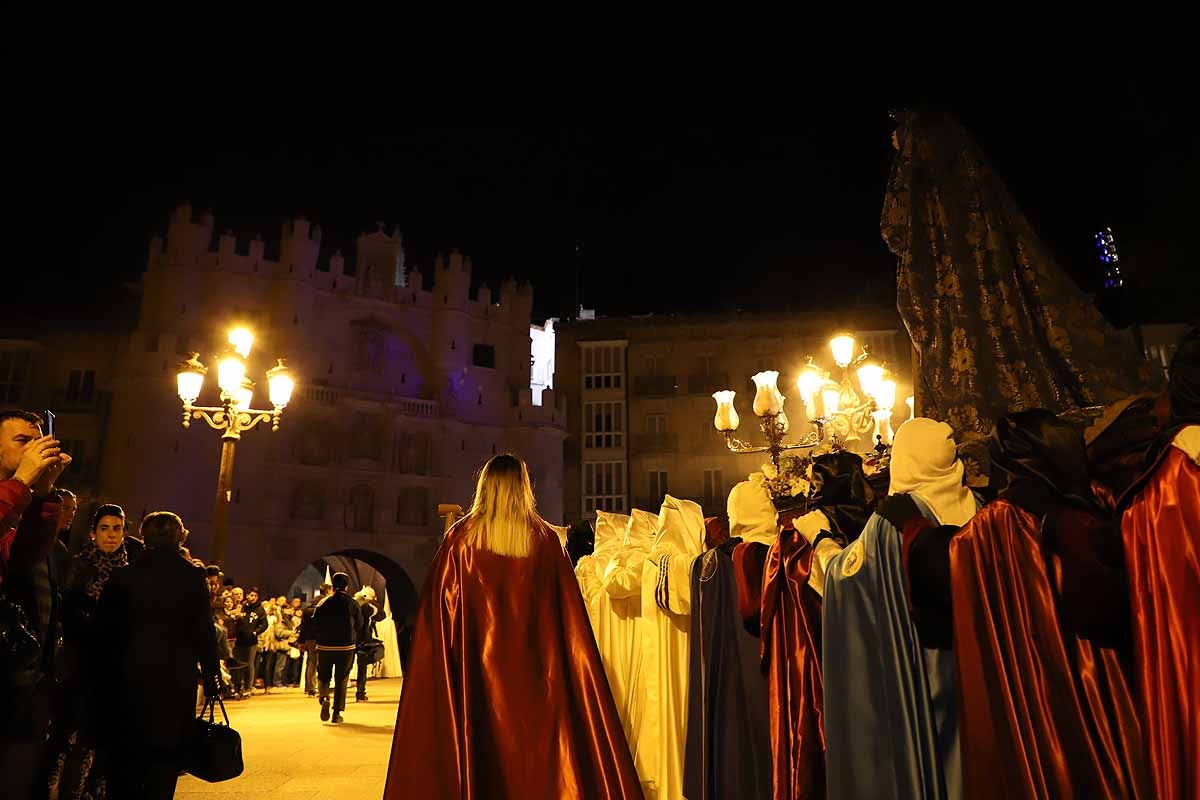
<box><xmin>187</xmin><ymin>696</ymin><xmax>244</xmax><ymax>782</ymax></box>
<box><xmin>358</xmin><ymin>638</ymin><xmax>385</xmax><ymax>665</ymax></box>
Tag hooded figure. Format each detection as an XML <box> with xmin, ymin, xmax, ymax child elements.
<box><xmin>1119</xmin><ymin>325</ymin><xmax>1200</xmax><ymax>800</ymax></box>
<box><xmin>882</xmin><ymin>109</ymin><xmax>1159</xmax><ymax>438</ymax></box>
<box><xmin>576</xmin><ymin>511</ymin><xmax>628</xmax><ymax>631</ymax></box>
<box><xmin>636</xmin><ymin>496</ymin><xmax>704</xmax><ymax>800</ymax></box>
<box><xmin>821</xmin><ymin>418</ymin><xmax>979</xmax><ymax>800</ymax></box>
<box><xmin>600</xmin><ymin>508</ymin><xmax>659</xmax><ymax>767</ymax></box>
<box><xmin>682</xmin><ymin>491</ymin><xmax>774</xmax><ymax>800</ymax></box>
<box><xmin>947</xmin><ymin>410</ymin><xmax>1148</xmax><ymax>800</ymax></box>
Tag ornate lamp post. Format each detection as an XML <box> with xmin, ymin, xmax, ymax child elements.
<box><xmin>712</xmin><ymin>333</ymin><xmax>898</xmax><ymax>468</ymax></box>
<box><xmin>176</xmin><ymin>327</ymin><xmax>296</xmax><ymax>565</ymax></box>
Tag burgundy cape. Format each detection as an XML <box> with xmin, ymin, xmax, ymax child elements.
<box><xmin>1121</xmin><ymin>444</ymin><xmax>1200</xmax><ymax>800</ymax></box>
<box><xmin>384</xmin><ymin>521</ymin><xmax>644</xmax><ymax>800</ymax></box>
<box><xmin>950</xmin><ymin>499</ymin><xmax>1148</xmax><ymax>800</ymax></box>
<box><xmin>759</xmin><ymin>529</ymin><xmax>824</xmax><ymax>800</ymax></box>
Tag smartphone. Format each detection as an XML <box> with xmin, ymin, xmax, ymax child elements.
<box><xmin>43</xmin><ymin>410</ymin><xmax>55</xmax><ymax>438</ymax></box>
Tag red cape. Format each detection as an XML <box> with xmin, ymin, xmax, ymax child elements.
<box><xmin>1122</xmin><ymin>446</ymin><xmax>1200</xmax><ymax>800</ymax></box>
<box><xmin>760</xmin><ymin>529</ymin><xmax>824</xmax><ymax>800</ymax></box>
<box><xmin>950</xmin><ymin>500</ymin><xmax>1149</xmax><ymax>799</ymax></box>
<box><xmin>384</xmin><ymin>522</ymin><xmax>643</xmax><ymax>800</ymax></box>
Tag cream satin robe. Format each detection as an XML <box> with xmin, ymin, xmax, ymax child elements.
<box><xmin>636</xmin><ymin>495</ymin><xmax>705</xmax><ymax>800</ymax></box>
<box><xmin>600</xmin><ymin>509</ymin><xmax>657</xmax><ymax>766</ymax></box>
<box><xmin>576</xmin><ymin>510</ymin><xmax>628</xmax><ymax>632</ymax></box>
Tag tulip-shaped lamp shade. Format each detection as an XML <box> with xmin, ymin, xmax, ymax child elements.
<box><xmin>712</xmin><ymin>390</ymin><xmax>740</xmax><ymax>431</ymax></box>
<box><xmin>229</xmin><ymin>327</ymin><xmax>255</xmax><ymax>359</ymax></box>
<box><xmin>875</xmin><ymin>379</ymin><xmax>897</xmax><ymax>412</ymax></box>
<box><xmin>830</xmin><ymin>334</ymin><xmax>856</xmax><ymax>368</ymax></box>
<box><xmin>267</xmin><ymin>359</ymin><xmax>296</xmax><ymax>409</ymax></box>
<box><xmin>217</xmin><ymin>353</ymin><xmax>246</xmax><ymax>398</ymax></box>
<box><xmin>751</xmin><ymin>371</ymin><xmax>784</xmax><ymax>416</ymax></box>
<box><xmin>797</xmin><ymin>365</ymin><xmax>823</xmax><ymax>418</ymax></box>
<box><xmin>233</xmin><ymin>379</ymin><xmax>254</xmax><ymax>412</ymax></box>
<box><xmin>857</xmin><ymin>362</ymin><xmax>885</xmax><ymax>399</ymax></box>
<box><xmin>176</xmin><ymin>353</ymin><xmax>207</xmax><ymax>405</ymax></box>
<box><xmin>821</xmin><ymin>385</ymin><xmax>841</xmax><ymax>417</ymax></box>
<box><xmin>777</xmin><ymin>410</ymin><xmax>789</xmax><ymax>433</ymax></box>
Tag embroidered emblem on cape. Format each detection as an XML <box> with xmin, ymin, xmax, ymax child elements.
<box><xmin>840</xmin><ymin>538</ymin><xmax>866</xmax><ymax>578</ymax></box>
<box><xmin>699</xmin><ymin>550</ymin><xmax>719</xmax><ymax>583</ymax></box>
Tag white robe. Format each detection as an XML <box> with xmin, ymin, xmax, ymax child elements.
<box><xmin>635</xmin><ymin>496</ymin><xmax>705</xmax><ymax>800</ymax></box>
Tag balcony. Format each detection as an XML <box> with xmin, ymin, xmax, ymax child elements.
<box><xmin>686</xmin><ymin>372</ymin><xmax>728</xmax><ymax>395</ymax></box>
<box><xmin>634</xmin><ymin>375</ymin><xmax>678</xmax><ymax>397</ymax></box>
<box><xmin>300</xmin><ymin>385</ymin><xmax>440</xmax><ymax>418</ymax></box>
<box><xmin>632</xmin><ymin>433</ymin><xmax>679</xmax><ymax>454</ymax></box>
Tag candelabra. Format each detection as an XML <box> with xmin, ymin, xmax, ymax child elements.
<box><xmin>175</xmin><ymin>327</ymin><xmax>296</xmax><ymax>565</ymax></box>
<box><xmin>712</xmin><ymin>333</ymin><xmax>899</xmax><ymax>468</ymax></box>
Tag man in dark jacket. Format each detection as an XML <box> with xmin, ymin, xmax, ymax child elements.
<box><xmin>98</xmin><ymin>511</ymin><xmax>220</xmax><ymax>799</ymax></box>
<box><xmin>0</xmin><ymin>410</ymin><xmax>69</xmax><ymax>799</ymax></box>
<box><xmin>298</xmin><ymin>583</ymin><xmax>329</xmax><ymax>696</ymax></box>
<box><xmin>311</xmin><ymin>572</ymin><xmax>361</xmax><ymax>724</ymax></box>
<box><xmin>241</xmin><ymin>586</ymin><xmax>268</xmax><ymax>691</ymax></box>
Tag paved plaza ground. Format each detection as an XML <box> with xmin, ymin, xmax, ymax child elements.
<box><xmin>176</xmin><ymin>677</ymin><xmax>401</xmax><ymax>799</ymax></box>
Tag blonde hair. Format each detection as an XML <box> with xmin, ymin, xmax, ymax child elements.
<box><xmin>461</xmin><ymin>454</ymin><xmax>543</xmax><ymax>557</ymax></box>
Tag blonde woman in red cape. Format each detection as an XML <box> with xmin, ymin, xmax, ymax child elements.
<box><xmin>383</xmin><ymin>454</ymin><xmax>644</xmax><ymax>800</ymax></box>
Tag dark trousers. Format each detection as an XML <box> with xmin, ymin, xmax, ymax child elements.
<box><xmin>317</xmin><ymin>650</ymin><xmax>354</xmax><ymax>714</ymax></box>
<box><xmin>243</xmin><ymin>644</ymin><xmax>259</xmax><ymax>688</ymax></box>
<box><xmin>303</xmin><ymin>641</ymin><xmax>318</xmax><ymax>692</ymax></box>
<box><xmin>232</xmin><ymin>645</ymin><xmax>253</xmax><ymax>693</ymax></box>
<box><xmin>355</xmin><ymin>652</ymin><xmax>370</xmax><ymax>697</ymax></box>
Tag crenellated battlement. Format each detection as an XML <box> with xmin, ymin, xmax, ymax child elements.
<box><xmin>149</xmin><ymin>204</ymin><xmax>534</xmax><ymax>326</ymax></box>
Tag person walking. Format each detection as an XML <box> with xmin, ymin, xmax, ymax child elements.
<box><xmin>311</xmin><ymin>572</ymin><xmax>362</xmax><ymax>724</ymax></box>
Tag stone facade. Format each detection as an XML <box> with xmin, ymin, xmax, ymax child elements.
<box><xmin>5</xmin><ymin>204</ymin><xmax>564</xmax><ymax>596</ymax></box>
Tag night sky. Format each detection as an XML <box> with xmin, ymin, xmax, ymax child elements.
<box><xmin>15</xmin><ymin>75</ymin><xmax>1197</xmax><ymax>326</ymax></box>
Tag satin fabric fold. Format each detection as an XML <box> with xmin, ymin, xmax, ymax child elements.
<box><xmin>949</xmin><ymin>500</ymin><xmax>1148</xmax><ymax>800</ymax></box>
<box><xmin>822</xmin><ymin>495</ymin><xmax>964</xmax><ymax>800</ymax></box>
<box><xmin>1121</xmin><ymin>443</ymin><xmax>1200</xmax><ymax>800</ymax></box>
<box><xmin>760</xmin><ymin>529</ymin><xmax>825</xmax><ymax>800</ymax></box>
<box><xmin>384</xmin><ymin>522</ymin><xmax>643</xmax><ymax>800</ymax></box>
<box><xmin>683</xmin><ymin>539</ymin><xmax>772</xmax><ymax>800</ymax></box>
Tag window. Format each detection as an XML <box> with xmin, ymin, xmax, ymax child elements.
<box><xmin>394</xmin><ymin>431</ymin><xmax>432</xmax><ymax>475</ymax></box>
<box><xmin>583</xmin><ymin>344</ymin><xmax>624</xmax><ymax>390</ymax></box>
<box><xmin>472</xmin><ymin>344</ymin><xmax>496</xmax><ymax>369</ymax></box>
<box><xmin>584</xmin><ymin>462</ymin><xmax>625</xmax><ymax>514</ymax></box>
<box><xmin>396</xmin><ymin>487</ymin><xmax>431</xmax><ymax>526</ymax></box>
<box><xmin>698</xmin><ymin>354</ymin><xmax>716</xmax><ymax>376</ymax></box>
<box><xmin>0</xmin><ymin>351</ymin><xmax>31</xmax><ymax>404</ymax></box>
<box><xmin>649</xmin><ymin>470</ymin><xmax>669</xmax><ymax>505</ymax></box>
<box><xmin>703</xmin><ymin>469</ymin><xmax>724</xmax><ymax>510</ymax></box>
<box><xmin>647</xmin><ymin>414</ymin><xmax>667</xmax><ymax>435</ymax></box>
<box><xmin>349</xmin><ymin>413</ymin><xmax>383</xmax><ymax>460</ymax></box>
<box><xmin>584</xmin><ymin>401</ymin><xmax>624</xmax><ymax>449</ymax></box>
<box><xmin>65</xmin><ymin>370</ymin><xmax>96</xmax><ymax>405</ymax></box>
<box><xmin>345</xmin><ymin>484</ymin><xmax>375</xmax><ymax>532</ymax></box>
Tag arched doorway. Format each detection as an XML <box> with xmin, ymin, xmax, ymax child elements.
<box><xmin>288</xmin><ymin>548</ymin><xmax>420</xmax><ymax>670</ymax></box>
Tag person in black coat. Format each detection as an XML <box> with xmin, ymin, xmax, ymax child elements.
<box><xmin>311</xmin><ymin>572</ymin><xmax>362</xmax><ymax>724</ymax></box>
<box><xmin>98</xmin><ymin>511</ymin><xmax>220</xmax><ymax>799</ymax></box>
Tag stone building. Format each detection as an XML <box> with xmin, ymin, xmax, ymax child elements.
<box><xmin>3</xmin><ymin>204</ymin><xmax>564</xmax><ymax>610</ymax></box>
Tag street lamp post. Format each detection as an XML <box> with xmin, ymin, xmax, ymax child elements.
<box><xmin>176</xmin><ymin>328</ymin><xmax>296</xmax><ymax>565</ymax></box>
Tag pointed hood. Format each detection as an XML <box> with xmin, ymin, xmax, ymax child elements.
<box><xmin>593</xmin><ymin>510</ymin><xmax>629</xmax><ymax>561</ymax></box>
<box><xmin>624</xmin><ymin>509</ymin><xmax>657</xmax><ymax>550</ymax></box>
<box><xmin>652</xmin><ymin>494</ymin><xmax>705</xmax><ymax>557</ymax></box>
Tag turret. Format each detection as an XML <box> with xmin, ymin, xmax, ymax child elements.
<box><xmin>433</xmin><ymin>250</ymin><xmax>471</xmax><ymax>310</ymax></box>
<box><xmin>356</xmin><ymin>224</ymin><xmax>405</xmax><ymax>292</ymax></box>
<box><xmin>164</xmin><ymin>202</ymin><xmax>212</xmax><ymax>264</ymax></box>
<box><xmin>280</xmin><ymin>217</ymin><xmax>320</xmax><ymax>277</ymax></box>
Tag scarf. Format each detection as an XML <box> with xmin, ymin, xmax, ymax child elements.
<box><xmin>78</xmin><ymin>539</ymin><xmax>129</xmax><ymax>600</ymax></box>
